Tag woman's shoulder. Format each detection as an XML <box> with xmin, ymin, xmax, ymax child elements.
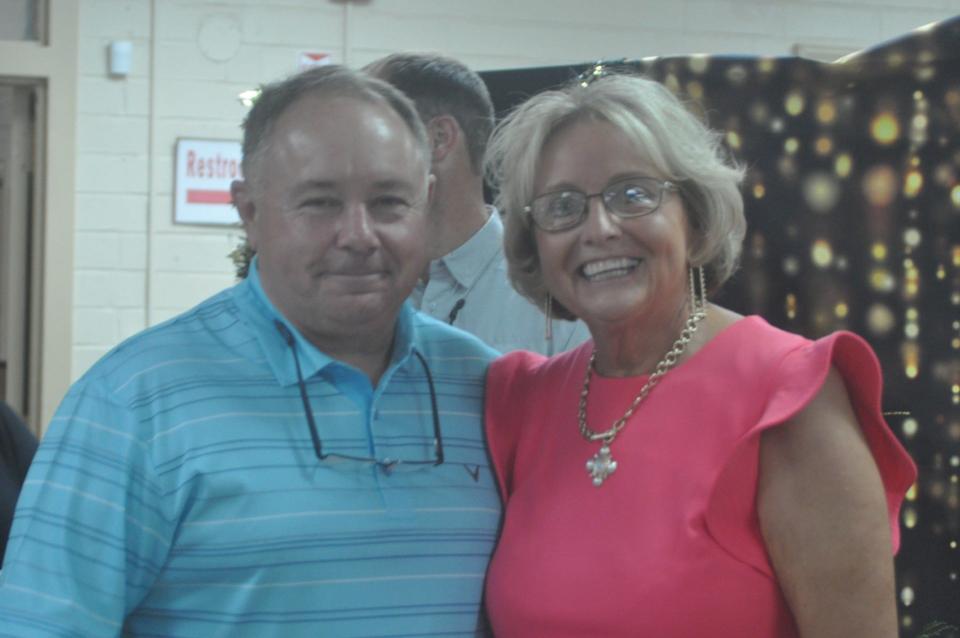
<box><xmin>489</xmin><ymin>340</ymin><xmax>593</xmax><ymax>387</ymax></box>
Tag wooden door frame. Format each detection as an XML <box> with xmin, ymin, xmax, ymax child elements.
<box><xmin>0</xmin><ymin>0</ymin><xmax>78</xmax><ymax>432</ymax></box>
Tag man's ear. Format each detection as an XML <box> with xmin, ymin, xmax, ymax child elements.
<box><xmin>426</xmin><ymin>115</ymin><xmax>460</xmax><ymax>164</ymax></box>
<box><xmin>231</xmin><ymin>180</ymin><xmax>259</xmax><ymax>250</ymax></box>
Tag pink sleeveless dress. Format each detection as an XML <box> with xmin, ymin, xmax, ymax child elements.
<box><xmin>484</xmin><ymin>316</ymin><xmax>916</xmax><ymax>637</ymax></box>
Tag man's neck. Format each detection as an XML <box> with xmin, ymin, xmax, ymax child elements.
<box><xmin>296</xmin><ymin>320</ymin><xmax>398</xmax><ymax>387</ymax></box>
<box><xmin>429</xmin><ymin>176</ymin><xmax>491</xmax><ymax>259</ymax></box>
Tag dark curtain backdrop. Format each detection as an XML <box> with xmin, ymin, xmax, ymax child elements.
<box><xmin>480</xmin><ymin>15</ymin><xmax>960</xmax><ymax>636</ymax></box>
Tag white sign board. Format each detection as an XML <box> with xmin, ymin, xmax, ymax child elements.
<box><xmin>174</xmin><ymin>138</ymin><xmax>242</xmax><ymax>225</ymax></box>
<box><xmin>298</xmin><ymin>51</ymin><xmax>335</xmax><ymax>70</ymax></box>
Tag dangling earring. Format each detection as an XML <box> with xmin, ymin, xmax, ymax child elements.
<box><xmin>544</xmin><ymin>293</ymin><xmax>555</xmax><ymax>356</ymax></box>
<box><xmin>688</xmin><ymin>265</ymin><xmax>707</xmax><ymax>315</ymax></box>
<box><xmin>544</xmin><ymin>294</ymin><xmax>553</xmax><ymax>341</ymax></box>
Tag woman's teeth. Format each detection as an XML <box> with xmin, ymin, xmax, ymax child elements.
<box><xmin>580</xmin><ymin>258</ymin><xmax>640</xmax><ymax>281</ymax></box>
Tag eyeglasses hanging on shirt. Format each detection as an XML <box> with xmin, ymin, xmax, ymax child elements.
<box><xmin>275</xmin><ymin>321</ymin><xmax>444</xmax><ymax>470</ymax></box>
<box><xmin>447</xmin><ymin>299</ymin><xmax>465</xmax><ymax>324</ymax></box>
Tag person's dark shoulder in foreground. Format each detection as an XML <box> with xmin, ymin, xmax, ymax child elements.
<box><xmin>0</xmin><ymin>401</ymin><xmax>38</xmax><ymax>566</ymax></box>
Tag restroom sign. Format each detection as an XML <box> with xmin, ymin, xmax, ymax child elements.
<box><xmin>174</xmin><ymin>138</ymin><xmax>242</xmax><ymax>225</ymax></box>
<box><xmin>298</xmin><ymin>51</ymin><xmax>334</xmax><ymax>70</ymax></box>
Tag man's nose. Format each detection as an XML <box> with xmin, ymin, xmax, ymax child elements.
<box><xmin>336</xmin><ymin>203</ymin><xmax>379</xmax><ymax>251</ymax></box>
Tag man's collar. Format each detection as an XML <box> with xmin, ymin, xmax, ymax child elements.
<box><xmin>434</xmin><ymin>206</ymin><xmax>502</xmax><ymax>289</ymax></box>
<box><xmin>234</xmin><ymin>257</ymin><xmax>417</xmax><ymax>387</ymax></box>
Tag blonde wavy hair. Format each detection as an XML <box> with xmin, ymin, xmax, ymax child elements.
<box><xmin>484</xmin><ymin>73</ymin><xmax>747</xmax><ymax>320</ymax></box>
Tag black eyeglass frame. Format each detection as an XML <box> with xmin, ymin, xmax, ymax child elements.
<box><xmin>523</xmin><ymin>176</ymin><xmax>678</xmax><ymax>233</ymax></box>
<box><xmin>275</xmin><ymin>320</ymin><xmax>444</xmax><ymax>470</ymax></box>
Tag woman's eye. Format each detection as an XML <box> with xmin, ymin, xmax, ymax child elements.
<box><xmin>622</xmin><ymin>186</ymin><xmax>655</xmax><ymax>203</ymax></box>
<box><xmin>549</xmin><ymin>193</ymin><xmax>582</xmax><ymax>217</ymax></box>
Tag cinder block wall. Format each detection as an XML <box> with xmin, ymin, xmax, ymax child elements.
<box><xmin>71</xmin><ymin>0</ymin><xmax>957</xmax><ymax>380</ymax></box>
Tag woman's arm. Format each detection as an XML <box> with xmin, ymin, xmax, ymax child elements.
<box><xmin>758</xmin><ymin>366</ymin><xmax>899</xmax><ymax>638</ymax></box>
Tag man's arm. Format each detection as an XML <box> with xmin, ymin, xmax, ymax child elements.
<box><xmin>0</xmin><ymin>382</ymin><xmax>174</xmax><ymax>636</ymax></box>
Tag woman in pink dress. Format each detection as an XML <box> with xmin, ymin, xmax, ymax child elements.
<box><xmin>481</xmin><ymin>73</ymin><xmax>916</xmax><ymax>637</ymax></box>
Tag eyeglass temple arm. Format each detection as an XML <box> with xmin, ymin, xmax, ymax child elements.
<box><xmin>413</xmin><ymin>350</ymin><xmax>444</xmax><ymax>465</ymax></box>
<box><xmin>275</xmin><ymin>320</ymin><xmax>325</xmax><ymax>460</ymax></box>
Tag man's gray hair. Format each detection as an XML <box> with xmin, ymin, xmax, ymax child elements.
<box><xmin>484</xmin><ymin>73</ymin><xmax>747</xmax><ymax>321</ymax></box>
<box><xmin>241</xmin><ymin>64</ymin><xmax>430</xmax><ymax>192</ymax></box>
<box><xmin>365</xmin><ymin>53</ymin><xmax>494</xmax><ymax>174</ymax></box>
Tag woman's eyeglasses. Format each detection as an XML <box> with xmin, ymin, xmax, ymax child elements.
<box><xmin>524</xmin><ymin>176</ymin><xmax>677</xmax><ymax>233</ymax></box>
<box><xmin>275</xmin><ymin>321</ymin><xmax>444</xmax><ymax>470</ymax></box>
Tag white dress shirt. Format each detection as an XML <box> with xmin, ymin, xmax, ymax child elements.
<box><xmin>410</xmin><ymin>208</ymin><xmax>591</xmax><ymax>355</ymax></box>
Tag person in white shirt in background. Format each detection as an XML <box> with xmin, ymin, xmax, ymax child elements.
<box><xmin>366</xmin><ymin>53</ymin><xmax>590</xmax><ymax>355</ymax></box>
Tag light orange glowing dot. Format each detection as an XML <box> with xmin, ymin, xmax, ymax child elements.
<box><xmin>863</xmin><ymin>165</ymin><xmax>898</xmax><ymax>207</ymax></box>
<box><xmin>814</xmin><ymin>136</ymin><xmax>833</xmax><ymax>155</ymax></box>
<box><xmin>901</xmin><ymin>342</ymin><xmax>919</xmax><ymax>379</ymax></box>
<box><xmin>871</xmin><ymin>112</ymin><xmax>900</xmax><ymax>145</ymax></box>
<box><xmin>816</xmin><ymin>100</ymin><xmax>836</xmax><ymax>124</ymax></box>
<box><xmin>753</xmin><ymin>183</ymin><xmax>766</xmax><ymax>199</ymax></box>
<box><xmin>867</xmin><ymin>303</ymin><xmax>895</xmax><ymax>334</ymax></box>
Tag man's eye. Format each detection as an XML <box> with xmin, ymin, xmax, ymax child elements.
<box><xmin>299</xmin><ymin>198</ymin><xmax>341</xmax><ymax>214</ymax></box>
<box><xmin>370</xmin><ymin>196</ymin><xmax>411</xmax><ymax>215</ymax></box>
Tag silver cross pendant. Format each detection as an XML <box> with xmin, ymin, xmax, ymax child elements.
<box><xmin>586</xmin><ymin>444</ymin><xmax>617</xmax><ymax>487</ymax></box>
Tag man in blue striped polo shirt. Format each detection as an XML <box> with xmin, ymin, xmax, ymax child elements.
<box><xmin>0</xmin><ymin>66</ymin><xmax>502</xmax><ymax>637</ymax></box>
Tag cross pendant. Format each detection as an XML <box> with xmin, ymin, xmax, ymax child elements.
<box><xmin>585</xmin><ymin>444</ymin><xmax>617</xmax><ymax>487</ymax></box>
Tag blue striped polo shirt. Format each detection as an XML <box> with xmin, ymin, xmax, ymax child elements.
<box><xmin>0</xmin><ymin>259</ymin><xmax>502</xmax><ymax>637</ymax></box>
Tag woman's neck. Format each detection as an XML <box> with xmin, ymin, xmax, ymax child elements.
<box><xmin>589</xmin><ymin>300</ymin><xmax>700</xmax><ymax>378</ymax></box>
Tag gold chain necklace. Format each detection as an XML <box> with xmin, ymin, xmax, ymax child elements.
<box><xmin>579</xmin><ymin>278</ymin><xmax>708</xmax><ymax>487</ymax></box>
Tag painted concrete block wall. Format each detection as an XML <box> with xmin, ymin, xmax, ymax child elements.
<box><xmin>71</xmin><ymin>0</ymin><xmax>959</xmax><ymax>380</ymax></box>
